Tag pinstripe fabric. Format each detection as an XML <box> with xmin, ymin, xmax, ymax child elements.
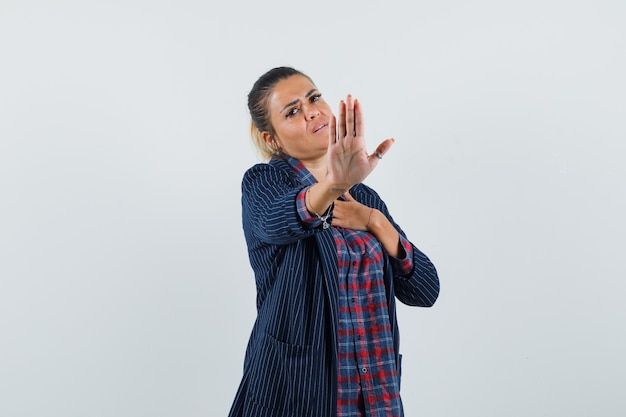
<box><xmin>229</xmin><ymin>156</ymin><xmax>439</xmax><ymax>417</ymax></box>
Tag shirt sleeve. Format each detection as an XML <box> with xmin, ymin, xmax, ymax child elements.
<box><xmin>296</xmin><ymin>186</ymin><xmax>327</xmax><ymax>229</ymax></box>
<box><xmin>387</xmin><ymin>234</ymin><xmax>414</xmax><ymax>276</ymax></box>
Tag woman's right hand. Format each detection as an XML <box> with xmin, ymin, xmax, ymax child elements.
<box><xmin>326</xmin><ymin>95</ymin><xmax>394</xmax><ymax>191</ymax></box>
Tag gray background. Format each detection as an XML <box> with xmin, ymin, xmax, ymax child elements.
<box><xmin>1</xmin><ymin>0</ymin><xmax>625</xmax><ymax>416</ymax></box>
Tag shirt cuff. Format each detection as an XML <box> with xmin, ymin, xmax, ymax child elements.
<box><xmin>388</xmin><ymin>235</ymin><xmax>414</xmax><ymax>276</ymax></box>
<box><xmin>296</xmin><ymin>186</ymin><xmax>324</xmax><ymax>228</ymax></box>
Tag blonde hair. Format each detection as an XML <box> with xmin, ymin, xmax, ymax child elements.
<box><xmin>250</xmin><ymin>119</ymin><xmax>275</xmax><ymax>161</ymax></box>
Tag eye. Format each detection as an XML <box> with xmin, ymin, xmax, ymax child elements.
<box><xmin>286</xmin><ymin>107</ymin><xmax>300</xmax><ymax>118</ymax></box>
<box><xmin>310</xmin><ymin>93</ymin><xmax>322</xmax><ymax>103</ymax></box>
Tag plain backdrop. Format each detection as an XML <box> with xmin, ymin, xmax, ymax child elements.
<box><xmin>1</xmin><ymin>1</ymin><xmax>625</xmax><ymax>416</ymax></box>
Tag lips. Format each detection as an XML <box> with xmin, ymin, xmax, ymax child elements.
<box><xmin>312</xmin><ymin>122</ymin><xmax>328</xmax><ymax>134</ymax></box>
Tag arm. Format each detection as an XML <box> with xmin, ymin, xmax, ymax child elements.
<box><xmin>242</xmin><ymin>163</ymin><xmax>319</xmax><ymax>245</ymax></box>
<box><xmin>332</xmin><ymin>191</ymin><xmax>403</xmax><ymax>257</ymax></box>
<box><xmin>324</xmin><ymin>96</ymin><xmax>439</xmax><ymax>306</ymax></box>
<box><xmin>393</xmin><ymin>239</ymin><xmax>440</xmax><ymax>307</ymax></box>
<box><xmin>305</xmin><ymin>95</ymin><xmax>395</xmax><ymax>217</ymax></box>
<box><xmin>332</xmin><ymin>187</ymin><xmax>440</xmax><ymax>307</ymax></box>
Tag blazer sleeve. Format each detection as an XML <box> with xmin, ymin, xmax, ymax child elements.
<box><xmin>392</xmin><ymin>237</ymin><xmax>440</xmax><ymax>307</ymax></box>
<box><xmin>242</xmin><ymin>163</ymin><xmax>322</xmax><ymax>245</ymax></box>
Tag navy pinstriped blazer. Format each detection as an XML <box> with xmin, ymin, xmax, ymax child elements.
<box><xmin>229</xmin><ymin>157</ymin><xmax>439</xmax><ymax>417</ymax></box>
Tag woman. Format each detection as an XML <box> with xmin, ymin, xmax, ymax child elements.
<box><xmin>229</xmin><ymin>67</ymin><xmax>440</xmax><ymax>417</ymax></box>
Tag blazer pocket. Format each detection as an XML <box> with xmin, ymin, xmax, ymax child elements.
<box><xmin>246</xmin><ymin>333</ymin><xmax>320</xmax><ymax>416</ymax></box>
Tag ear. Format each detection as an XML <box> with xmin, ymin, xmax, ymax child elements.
<box><xmin>261</xmin><ymin>130</ymin><xmax>273</xmax><ymax>146</ymax></box>
<box><xmin>262</xmin><ymin>131</ymin><xmax>279</xmax><ymax>151</ymax></box>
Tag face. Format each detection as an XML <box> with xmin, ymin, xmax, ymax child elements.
<box><xmin>264</xmin><ymin>74</ymin><xmax>333</xmax><ymax>162</ymax></box>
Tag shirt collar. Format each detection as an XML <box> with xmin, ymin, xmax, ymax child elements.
<box><xmin>273</xmin><ymin>155</ymin><xmax>317</xmax><ymax>187</ymax></box>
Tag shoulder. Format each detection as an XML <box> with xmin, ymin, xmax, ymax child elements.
<box><xmin>351</xmin><ymin>182</ymin><xmax>383</xmax><ymax>201</ymax></box>
<box><xmin>243</xmin><ymin>159</ymin><xmax>292</xmax><ymax>181</ymax></box>
<box><xmin>350</xmin><ymin>183</ymin><xmax>392</xmax><ymax>214</ymax></box>
<box><xmin>242</xmin><ymin>159</ymin><xmax>298</xmax><ymax>188</ymax></box>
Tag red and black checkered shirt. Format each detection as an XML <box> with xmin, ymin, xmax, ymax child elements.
<box><xmin>287</xmin><ymin>156</ymin><xmax>413</xmax><ymax>417</ymax></box>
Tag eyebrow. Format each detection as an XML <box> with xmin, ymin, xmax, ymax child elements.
<box><xmin>279</xmin><ymin>89</ymin><xmax>319</xmax><ymax>114</ymax></box>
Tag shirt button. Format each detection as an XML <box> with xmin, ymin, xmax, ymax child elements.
<box><xmin>351</xmin><ymin>297</ymin><xmax>356</xmax><ymax>303</ymax></box>
<box><xmin>361</xmin><ymin>367</ymin><xmax>368</xmax><ymax>374</ymax></box>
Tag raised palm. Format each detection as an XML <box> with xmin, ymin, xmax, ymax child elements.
<box><xmin>326</xmin><ymin>95</ymin><xmax>394</xmax><ymax>189</ymax></box>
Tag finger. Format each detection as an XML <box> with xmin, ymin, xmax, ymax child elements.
<box><xmin>354</xmin><ymin>99</ymin><xmax>364</xmax><ymax>138</ymax></box>
<box><xmin>345</xmin><ymin>95</ymin><xmax>355</xmax><ymax>137</ymax></box>
<box><xmin>343</xmin><ymin>191</ymin><xmax>355</xmax><ymax>202</ymax></box>
<box><xmin>329</xmin><ymin>114</ymin><xmax>337</xmax><ymax>144</ymax></box>
<box><xmin>337</xmin><ymin>100</ymin><xmax>346</xmax><ymax>139</ymax></box>
<box><xmin>369</xmin><ymin>138</ymin><xmax>395</xmax><ymax>160</ymax></box>
<box><xmin>331</xmin><ymin>200</ymin><xmax>344</xmax><ymax>218</ymax></box>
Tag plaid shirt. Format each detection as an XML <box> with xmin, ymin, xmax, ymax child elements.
<box><xmin>284</xmin><ymin>156</ymin><xmax>414</xmax><ymax>417</ymax></box>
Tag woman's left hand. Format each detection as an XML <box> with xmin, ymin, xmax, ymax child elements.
<box><xmin>333</xmin><ymin>192</ymin><xmax>403</xmax><ymax>258</ymax></box>
<box><xmin>332</xmin><ymin>192</ymin><xmax>375</xmax><ymax>231</ymax></box>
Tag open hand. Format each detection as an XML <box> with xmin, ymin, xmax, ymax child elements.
<box><xmin>326</xmin><ymin>95</ymin><xmax>394</xmax><ymax>190</ymax></box>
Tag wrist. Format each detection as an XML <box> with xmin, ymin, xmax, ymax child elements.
<box><xmin>305</xmin><ymin>187</ymin><xmax>333</xmax><ymax>229</ymax></box>
<box><xmin>367</xmin><ymin>210</ymin><xmax>402</xmax><ymax>257</ymax></box>
<box><xmin>323</xmin><ymin>173</ymin><xmax>352</xmax><ymax>195</ymax></box>
<box><xmin>316</xmin><ymin>178</ymin><xmax>348</xmax><ymax>199</ymax></box>
<box><xmin>367</xmin><ymin>209</ymin><xmax>381</xmax><ymax>232</ymax></box>
<box><xmin>366</xmin><ymin>208</ymin><xmax>375</xmax><ymax>230</ymax></box>
<box><xmin>306</xmin><ymin>182</ymin><xmax>342</xmax><ymax>219</ymax></box>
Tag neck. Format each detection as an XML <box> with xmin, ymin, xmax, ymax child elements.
<box><xmin>301</xmin><ymin>158</ymin><xmax>327</xmax><ymax>182</ymax></box>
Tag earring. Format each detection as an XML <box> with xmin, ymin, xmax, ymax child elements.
<box><xmin>272</xmin><ymin>141</ymin><xmax>282</xmax><ymax>155</ymax></box>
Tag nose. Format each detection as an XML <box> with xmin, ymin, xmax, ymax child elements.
<box><xmin>303</xmin><ymin>104</ymin><xmax>319</xmax><ymax>121</ymax></box>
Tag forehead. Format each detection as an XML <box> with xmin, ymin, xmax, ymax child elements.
<box><xmin>268</xmin><ymin>75</ymin><xmax>317</xmax><ymax>109</ymax></box>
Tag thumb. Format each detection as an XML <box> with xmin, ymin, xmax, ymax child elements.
<box><xmin>343</xmin><ymin>191</ymin><xmax>355</xmax><ymax>201</ymax></box>
<box><xmin>376</xmin><ymin>138</ymin><xmax>395</xmax><ymax>157</ymax></box>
